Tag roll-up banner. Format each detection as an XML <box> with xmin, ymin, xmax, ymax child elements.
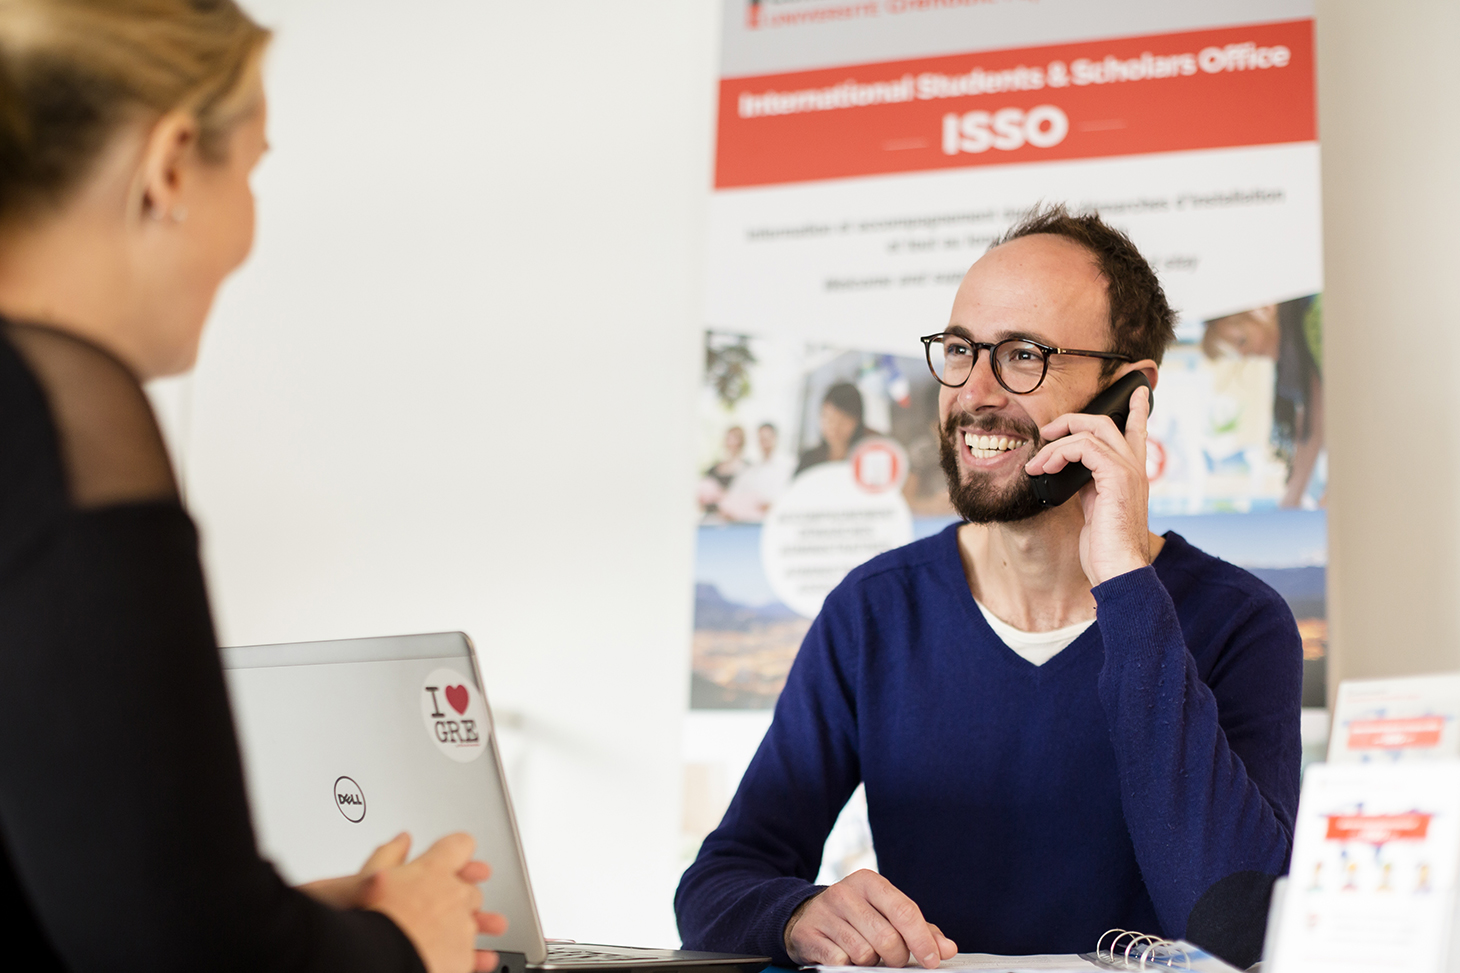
<box><xmin>686</xmin><ymin>0</ymin><xmax>1325</xmax><ymax>870</ymax></box>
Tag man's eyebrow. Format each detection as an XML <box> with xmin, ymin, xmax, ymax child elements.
<box><xmin>996</xmin><ymin>327</ymin><xmax>1056</xmax><ymax>346</ymax></box>
<box><xmin>944</xmin><ymin>324</ymin><xmax>1057</xmax><ymax>346</ymax></box>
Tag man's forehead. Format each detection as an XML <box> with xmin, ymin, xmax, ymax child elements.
<box><xmin>951</xmin><ymin>233</ymin><xmax>1109</xmax><ymax>342</ymax></box>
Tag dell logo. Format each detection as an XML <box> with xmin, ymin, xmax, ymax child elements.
<box><xmin>333</xmin><ymin>776</ymin><xmax>366</xmax><ymax>823</ymax></box>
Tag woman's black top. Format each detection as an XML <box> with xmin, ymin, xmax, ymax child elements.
<box><xmin>0</xmin><ymin>320</ymin><xmax>427</xmax><ymax>972</ymax></box>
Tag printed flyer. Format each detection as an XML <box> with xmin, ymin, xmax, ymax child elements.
<box><xmin>692</xmin><ymin>0</ymin><xmax>1324</xmax><ymax>712</ymax></box>
<box><xmin>1270</xmin><ymin>762</ymin><xmax>1460</xmax><ymax>973</ymax></box>
<box><xmin>685</xmin><ymin>0</ymin><xmax>1325</xmax><ymax>873</ymax></box>
<box><xmin>1328</xmin><ymin>674</ymin><xmax>1460</xmax><ymax>764</ymax></box>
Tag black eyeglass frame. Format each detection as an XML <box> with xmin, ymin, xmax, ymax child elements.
<box><xmin>919</xmin><ymin>332</ymin><xmax>1134</xmax><ymax>395</ymax></box>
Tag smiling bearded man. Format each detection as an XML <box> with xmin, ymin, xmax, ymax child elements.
<box><xmin>937</xmin><ymin>407</ymin><xmax>1046</xmax><ymax>523</ymax></box>
<box><xmin>675</xmin><ymin>204</ymin><xmax>1303</xmax><ymax>973</ymax></box>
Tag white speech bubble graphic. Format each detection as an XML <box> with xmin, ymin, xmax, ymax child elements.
<box><xmin>762</xmin><ymin>460</ymin><xmax>914</xmax><ymax>619</ymax></box>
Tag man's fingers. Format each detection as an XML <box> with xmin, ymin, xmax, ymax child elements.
<box><xmin>1125</xmin><ymin>386</ymin><xmax>1151</xmax><ymax>467</ymax></box>
<box><xmin>826</xmin><ymin>885</ymin><xmax>907</xmax><ymax>966</ymax></box>
<box><xmin>802</xmin><ymin>930</ymin><xmax>852</xmax><ymax>967</ymax></box>
<box><xmin>824</xmin><ymin>915</ymin><xmax>882</xmax><ymax>967</ymax></box>
<box><xmin>788</xmin><ymin>874</ymin><xmax>945</xmax><ymax>968</ymax></box>
<box><xmin>1037</xmin><ymin>410</ymin><xmax>1124</xmax><ymax>447</ymax></box>
<box><xmin>1126</xmin><ymin>385</ymin><xmax>1150</xmax><ymax>436</ymax></box>
<box><xmin>1038</xmin><ymin>384</ymin><xmax>1149</xmax><ymax>454</ymax></box>
<box><xmin>1025</xmin><ymin>433</ymin><xmax>1113</xmax><ymax>477</ymax></box>
<box><xmin>419</xmin><ymin>831</ymin><xmax>476</xmax><ymax>870</ymax></box>
<box><xmin>860</xmin><ymin>913</ymin><xmax>912</xmax><ymax>967</ymax></box>
<box><xmin>863</xmin><ymin>881</ymin><xmax>938</xmax><ymax>968</ymax></box>
<box><xmin>361</xmin><ymin>832</ymin><xmax>411</xmax><ymax>875</ymax></box>
<box><xmin>476</xmin><ymin>910</ymin><xmax>509</xmax><ymax>936</ymax></box>
<box><xmin>474</xmin><ymin>949</ymin><xmax>501</xmax><ymax>973</ymax></box>
<box><xmin>927</xmin><ymin>924</ymin><xmax>958</xmax><ymax>960</ymax></box>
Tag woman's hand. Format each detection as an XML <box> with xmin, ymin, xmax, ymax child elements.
<box><xmin>299</xmin><ymin>832</ymin><xmax>414</xmax><ymax>909</ymax></box>
<box><xmin>300</xmin><ymin>832</ymin><xmax>507</xmax><ymax>973</ymax></box>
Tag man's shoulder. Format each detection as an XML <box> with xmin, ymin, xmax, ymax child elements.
<box><xmin>825</xmin><ymin>522</ymin><xmax>962</xmax><ymax>605</ymax></box>
<box><xmin>1155</xmin><ymin>531</ymin><xmax>1292</xmax><ymax>617</ymax></box>
<box><xmin>850</xmin><ymin>522</ymin><xmax>958</xmax><ymax>578</ymax></box>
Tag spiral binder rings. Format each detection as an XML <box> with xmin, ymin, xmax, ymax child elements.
<box><xmin>812</xmin><ymin>926</ymin><xmax>1248</xmax><ymax>973</ymax></box>
<box><xmin>1081</xmin><ymin>929</ymin><xmax>1244</xmax><ymax>973</ymax></box>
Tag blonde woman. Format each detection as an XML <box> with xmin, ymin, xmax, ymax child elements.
<box><xmin>0</xmin><ymin>2</ymin><xmax>503</xmax><ymax>970</ymax></box>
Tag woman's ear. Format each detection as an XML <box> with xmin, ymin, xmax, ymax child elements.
<box><xmin>133</xmin><ymin>111</ymin><xmax>199</xmax><ymax>223</ymax></box>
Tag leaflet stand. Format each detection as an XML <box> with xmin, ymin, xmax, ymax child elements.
<box><xmin>1328</xmin><ymin>672</ymin><xmax>1460</xmax><ymax>764</ymax></box>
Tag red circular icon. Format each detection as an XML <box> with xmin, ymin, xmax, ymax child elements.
<box><xmin>1146</xmin><ymin>437</ymin><xmax>1167</xmax><ymax>483</ymax></box>
<box><xmin>851</xmin><ymin>439</ymin><xmax>907</xmax><ymax>494</ymax></box>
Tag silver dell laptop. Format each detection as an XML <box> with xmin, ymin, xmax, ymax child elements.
<box><xmin>221</xmin><ymin>631</ymin><xmax>767</xmax><ymax>973</ymax></box>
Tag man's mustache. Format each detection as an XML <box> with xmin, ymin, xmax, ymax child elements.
<box><xmin>942</xmin><ymin>412</ymin><xmax>1042</xmax><ymax>445</ymax></box>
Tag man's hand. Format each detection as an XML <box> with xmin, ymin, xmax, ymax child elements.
<box><xmin>1024</xmin><ymin>384</ymin><xmax>1153</xmax><ymax>586</ymax></box>
<box><xmin>784</xmin><ymin>870</ymin><xmax>957</xmax><ymax>968</ymax></box>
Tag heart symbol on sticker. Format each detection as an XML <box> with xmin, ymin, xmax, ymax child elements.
<box><xmin>444</xmin><ymin>685</ymin><xmax>469</xmax><ymax>715</ymax></box>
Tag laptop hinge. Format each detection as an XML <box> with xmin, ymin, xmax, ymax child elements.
<box><xmin>494</xmin><ymin>951</ymin><xmax>529</xmax><ymax>973</ymax></box>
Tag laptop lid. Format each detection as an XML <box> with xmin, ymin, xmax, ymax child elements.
<box><xmin>221</xmin><ymin>631</ymin><xmax>549</xmax><ymax>964</ymax></box>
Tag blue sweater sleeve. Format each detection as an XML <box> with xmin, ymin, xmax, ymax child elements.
<box><xmin>674</xmin><ymin>603</ymin><xmax>863</xmax><ymax>965</ymax></box>
<box><xmin>1093</xmin><ymin>565</ymin><xmax>1302</xmax><ymax>953</ymax></box>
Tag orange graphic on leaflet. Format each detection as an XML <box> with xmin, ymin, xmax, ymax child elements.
<box><xmin>716</xmin><ymin>19</ymin><xmax>1316</xmax><ymax>188</ymax></box>
<box><xmin>1326</xmin><ymin>813</ymin><xmax>1432</xmax><ymax>844</ymax></box>
<box><xmin>1347</xmin><ymin>716</ymin><xmax>1444</xmax><ymax>750</ymax></box>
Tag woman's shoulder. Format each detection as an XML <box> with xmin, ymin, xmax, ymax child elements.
<box><xmin>0</xmin><ymin>321</ymin><xmax>181</xmax><ymax>570</ymax></box>
<box><xmin>2</xmin><ymin>321</ymin><xmax>177</xmax><ymax>510</ymax></box>
<box><xmin>0</xmin><ymin>322</ymin><xmax>72</xmax><ymax>565</ymax></box>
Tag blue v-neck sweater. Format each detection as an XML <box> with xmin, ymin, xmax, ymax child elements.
<box><xmin>676</xmin><ymin>527</ymin><xmax>1302</xmax><ymax>966</ymax></box>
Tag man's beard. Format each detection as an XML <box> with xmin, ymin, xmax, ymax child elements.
<box><xmin>938</xmin><ymin>412</ymin><xmax>1048</xmax><ymax>524</ymax></box>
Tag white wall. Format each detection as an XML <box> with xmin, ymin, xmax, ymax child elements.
<box><xmin>1315</xmin><ymin>0</ymin><xmax>1460</xmax><ymax>696</ymax></box>
<box><xmin>166</xmin><ymin>0</ymin><xmax>1460</xmax><ymax>946</ymax></box>
<box><xmin>162</xmin><ymin>0</ymin><xmax>720</xmax><ymax>946</ymax></box>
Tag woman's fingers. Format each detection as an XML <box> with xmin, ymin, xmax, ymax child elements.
<box><xmin>459</xmin><ymin>860</ymin><xmax>493</xmax><ymax>884</ymax></box>
<box><xmin>476</xmin><ymin>911</ymin><xmax>509</xmax><ymax>936</ymax></box>
<box><xmin>295</xmin><ymin>832</ymin><xmax>415</xmax><ymax>910</ymax></box>
<box><xmin>362</xmin><ymin>832</ymin><xmax>412</xmax><ymax>875</ymax></box>
<box><xmin>420</xmin><ymin>832</ymin><xmax>477</xmax><ymax>872</ymax></box>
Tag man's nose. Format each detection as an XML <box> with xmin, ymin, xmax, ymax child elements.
<box><xmin>957</xmin><ymin>347</ymin><xmax>1009</xmax><ymax>409</ymax></box>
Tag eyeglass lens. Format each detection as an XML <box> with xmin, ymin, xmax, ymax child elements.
<box><xmin>927</xmin><ymin>335</ymin><xmax>1048</xmax><ymax>393</ymax></box>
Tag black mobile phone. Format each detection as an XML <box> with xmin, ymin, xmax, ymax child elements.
<box><xmin>1030</xmin><ymin>370</ymin><xmax>1152</xmax><ymax>508</ymax></box>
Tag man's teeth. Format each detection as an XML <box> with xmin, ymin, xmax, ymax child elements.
<box><xmin>964</xmin><ymin>431</ymin><xmax>1027</xmax><ymax>458</ymax></box>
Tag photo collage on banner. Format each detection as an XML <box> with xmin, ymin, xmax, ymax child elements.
<box><xmin>683</xmin><ymin>0</ymin><xmax>1324</xmax><ymax>880</ymax></box>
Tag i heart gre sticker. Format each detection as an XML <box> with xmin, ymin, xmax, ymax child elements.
<box><xmin>420</xmin><ymin>668</ymin><xmax>489</xmax><ymax>762</ymax></box>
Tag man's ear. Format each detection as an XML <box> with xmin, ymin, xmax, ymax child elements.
<box><xmin>1124</xmin><ymin>359</ymin><xmax>1160</xmax><ymax>392</ymax></box>
<box><xmin>133</xmin><ymin>111</ymin><xmax>199</xmax><ymax>223</ymax></box>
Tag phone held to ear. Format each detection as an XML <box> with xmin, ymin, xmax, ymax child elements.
<box><xmin>1030</xmin><ymin>370</ymin><xmax>1152</xmax><ymax>508</ymax></box>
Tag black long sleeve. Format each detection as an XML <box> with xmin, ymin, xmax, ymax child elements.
<box><xmin>0</xmin><ymin>321</ymin><xmax>427</xmax><ymax>972</ymax></box>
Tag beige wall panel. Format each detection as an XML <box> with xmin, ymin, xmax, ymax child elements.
<box><xmin>1318</xmin><ymin>0</ymin><xmax>1460</xmax><ymax>695</ymax></box>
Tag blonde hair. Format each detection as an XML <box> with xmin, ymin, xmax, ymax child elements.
<box><xmin>0</xmin><ymin>0</ymin><xmax>270</xmax><ymax>224</ymax></box>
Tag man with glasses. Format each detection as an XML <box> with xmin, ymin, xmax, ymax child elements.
<box><xmin>676</xmin><ymin>206</ymin><xmax>1301</xmax><ymax>970</ymax></box>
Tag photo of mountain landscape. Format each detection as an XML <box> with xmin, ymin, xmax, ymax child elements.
<box><xmin>692</xmin><ymin>511</ymin><xmax>1328</xmax><ymax>710</ymax></box>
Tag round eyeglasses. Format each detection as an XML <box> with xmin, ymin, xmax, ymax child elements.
<box><xmin>920</xmin><ymin>332</ymin><xmax>1133</xmax><ymax>395</ymax></box>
